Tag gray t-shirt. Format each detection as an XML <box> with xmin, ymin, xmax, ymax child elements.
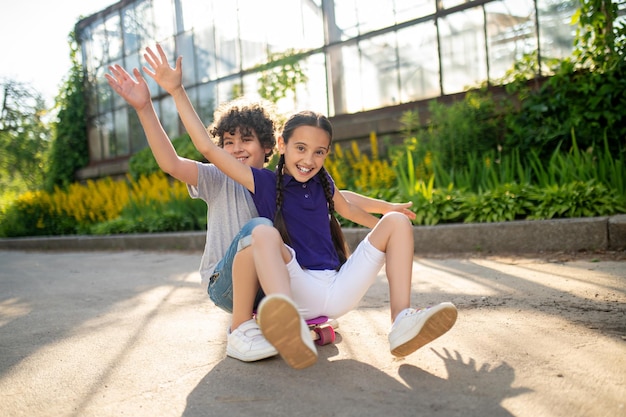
<box><xmin>187</xmin><ymin>162</ymin><xmax>258</xmax><ymax>284</ymax></box>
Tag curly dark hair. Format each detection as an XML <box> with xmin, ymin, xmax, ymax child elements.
<box><xmin>208</xmin><ymin>98</ymin><xmax>277</xmax><ymax>162</ymax></box>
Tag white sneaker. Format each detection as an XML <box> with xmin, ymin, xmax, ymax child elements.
<box><xmin>226</xmin><ymin>318</ymin><xmax>278</xmax><ymax>362</ymax></box>
<box><xmin>257</xmin><ymin>294</ymin><xmax>318</xmax><ymax>369</ymax></box>
<box><xmin>389</xmin><ymin>302</ymin><xmax>458</xmax><ymax>357</ymax></box>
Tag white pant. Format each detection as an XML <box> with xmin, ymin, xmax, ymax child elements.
<box><xmin>285</xmin><ymin>235</ymin><xmax>386</xmax><ymax>320</ymax></box>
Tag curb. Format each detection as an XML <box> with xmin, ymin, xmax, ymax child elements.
<box><xmin>1</xmin><ymin>215</ymin><xmax>625</xmax><ymax>254</ymax></box>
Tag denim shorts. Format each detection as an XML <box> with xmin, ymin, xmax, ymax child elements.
<box><xmin>208</xmin><ymin>217</ymin><xmax>273</xmax><ymax>313</ymax></box>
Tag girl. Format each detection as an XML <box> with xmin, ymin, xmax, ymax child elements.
<box><xmin>142</xmin><ymin>44</ymin><xmax>457</xmax><ymax>370</ymax></box>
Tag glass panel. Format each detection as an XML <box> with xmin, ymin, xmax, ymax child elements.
<box><xmin>332</xmin><ymin>0</ymin><xmax>359</xmax><ymax>40</ymax></box>
<box><xmin>100</xmin><ymin>112</ymin><xmax>114</xmax><ymax>159</ymax></box>
<box><xmin>88</xmin><ymin>121</ymin><xmax>103</xmax><ymax>162</ymax></box>
<box><xmin>355</xmin><ymin>1</ymin><xmax>395</xmax><ymax>34</ymax></box>
<box><xmin>128</xmin><ymin>109</ymin><xmax>147</xmax><ymax>153</ymax></box>
<box><xmin>153</xmin><ymin>0</ymin><xmax>175</xmax><ymax>41</ymax></box>
<box><xmin>238</xmin><ymin>0</ymin><xmax>269</xmax><ymax>69</ymax></box>
<box><xmin>537</xmin><ymin>0</ymin><xmax>577</xmax><ymax>63</ymax></box>
<box><xmin>95</xmin><ymin>65</ymin><xmax>114</xmax><ymax>114</ymax></box>
<box><xmin>294</xmin><ymin>52</ymin><xmax>328</xmax><ymax>115</ymax></box>
<box><xmin>85</xmin><ymin>80</ymin><xmax>98</xmax><ymax>118</ymax></box>
<box><xmin>124</xmin><ymin>53</ymin><xmax>141</xmax><ymax>78</ymax></box>
<box><xmin>113</xmin><ymin>107</ymin><xmax>130</xmax><ymax>156</ymax></box>
<box><xmin>157</xmin><ymin>95</ymin><xmax>181</xmax><ymax>140</ymax></box>
<box><xmin>439</xmin><ymin>7</ymin><xmax>487</xmax><ymax>94</ymax></box>
<box><xmin>195</xmin><ymin>26</ymin><xmax>217</xmax><ymax>83</ymax></box>
<box><xmin>359</xmin><ymin>32</ymin><xmax>400</xmax><ymax>109</ymax></box>
<box><xmin>299</xmin><ymin>0</ymin><xmax>325</xmax><ymax>49</ymax></box>
<box><xmin>397</xmin><ymin>21</ymin><xmax>441</xmax><ymax>102</ymax></box>
<box><xmin>394</xmin><ymin>0</ymin><xmax>435</xmax><ymax>24</ymax></box>
<box><xmin>88</xmin><ymin>19</ymin><xmax>108</xmax><ymax>70</ymax></box>
<box><xmin>440</xmin><ymin>0</ymin><xmax>467</xmax><ymax>9</ymax></box>
<box><xmin>338</xmin><ymin>42</ymin><xmax>365</xmax><ymax>114</ymax></box>
<box><xmin>123</xmin><ymin>0</ymin><xmax>152</xmax><ymax>56</ymax></box>
<box><xmin>217</xmin><ymin>78</ymin><xmax>241</xmax><ymax>106</ymax></box>
<box><xmin>79</xmin><ymin>26</ymin><xmax>96</xmax><ymax>75</ymax></box>
<box><xmin>104</xmin><ymin>12</ymin><xmax>123</xmax><ymax>61</ymax></box>
<box><xmin>486</xmin><ymin>0</ymin><xmax>537</xmax><ymax>81</ymax></box>
<box><xmin>177</xmin><ymin>32</ymin><xmax>197</xmax><ymax>86</ymax></box>
<box><xmin>196</xmin><ymin>82</ymin><xmax>218</xmax><ymax>126</ymax></box>
<box><xmin>213</xmin><ymin>2</ymin><xmax>240</xmax><ymax>77</ymax></box>
<box><xmin>82</xmin><ymin>35</ymin><xmax>99</xmax><ymax>118</ymax></box>
<box><xmin>182</xmin><ymin>0</ymin><xmax>214</xmax><ymax>31</ymax></box>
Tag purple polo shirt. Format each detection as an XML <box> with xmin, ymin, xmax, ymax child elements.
<box><xmin>251</xmin><ymin>167</ymin><xmax>340</xmax><ymax>270</ymax></box>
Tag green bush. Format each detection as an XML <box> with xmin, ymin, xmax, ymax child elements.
<box><xmin>410</xmin><ymin>188</ymin><xmax>464</xmax><ymax>226</ymax></box>
<box><xmin>89</xmin><ymin>195</ymin><xmax>207</xmax><ymax>235</ymax></box>
<box><xmin>459</xmin><ymin>183</ymin><xmax>534</xmax><ymax>224</ymax></box>
<box><xmin>527</xmin><ymin>180</ymin><xmax>626</xmax><ymax>220</ymax></box>
<box><xmin>0</xmin><ymin>197</ymin><xmax>76</xmax><ymax>237</ymax></box>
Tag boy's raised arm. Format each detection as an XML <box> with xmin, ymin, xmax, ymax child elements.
<box><xmin>141</xmin><ymin>44</ymin><xmax>255</xmax><ymax>192</ymax></box>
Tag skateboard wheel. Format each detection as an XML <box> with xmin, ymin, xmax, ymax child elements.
<box><xmin>314</xmin><ymin>325</ymin><xmax>335</xmax><ymax>346</ymax></box>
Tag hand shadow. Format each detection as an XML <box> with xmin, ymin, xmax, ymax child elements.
<box><xmin>181</xmin><ymin>345</ymin><xmax>530</xmax><ymax>417</ymax></box>
<box><xmin>398</xmin><ymin>348</ymin><xmax>532</xmax><ymax>417</ymax></box>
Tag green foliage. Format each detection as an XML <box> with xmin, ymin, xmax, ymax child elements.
<box><xmin>424</xmin><ymin>92</ymin><xmax>502</xmax><ymax>173</ymax></box>
<box><xmin>410</xmin><ymin>188</ymin><xmax>464</xmax><ymax>226</ymax></box>
<box><xmin>128</xmin><ymin>133</ymin><xmax>206</xmax><ymax>180</ymax></box>
<box><xmin>90</xmin><ymin>197</ymin><xmax>207</xmax><ymax>235</ymax></box>
<box><xmin>256</xmin><ymin>49</ymin><xmax>308</xmax><ymax>105</ymax></box>
<box><xmin>0</xmin><ymin>196</ymin><xmax>76</xmax><ymax>237</ymax></box>
<box><xmin>0</xmin><ymin>79</ymin><xmax>50</xmax><ymax>195</ymax></box>
<box><xmin>501</xmin><ymin>0</ymin><xmax>626</xmax><ymax>158</ymax></box>
<box><xmin>572</xmin><ymin>0</ymin><xmax>625</xmax><ymax>71</ymax></box>
<box><xmin>45</xmin><ymin>31</ymin><xmax>89</xmax><ymax>192</ymax></box>
<box><xmin>391</xmin><ymin>91</ymin><xmax>504</xmax><ymax>196</ymax></box>
<box><xmin>526</xmin><ymin>180</ymin><xmax>626</xmax><ymax>220</ymax></box>
<box><xmin>459</xmin><ymin>184</ymin><xmax>535</xmax><ymax>223</ymax></box>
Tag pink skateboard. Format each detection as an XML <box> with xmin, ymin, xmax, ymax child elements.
<box><xmin>306</xmin><ymin>316</ymin><xmax>339</xmax><ymax>346</ymax></box>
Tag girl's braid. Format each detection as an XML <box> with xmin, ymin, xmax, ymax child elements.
<box><xmin>318</xmin><ymin>167</ymin><xmax>349</xmax><ymax>268</ymax></box>
<box><xmin>273</xmin><ymin>155</ymin><xmax>292</xmax><ymax>245</ymax></box>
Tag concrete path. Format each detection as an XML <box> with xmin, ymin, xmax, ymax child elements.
<box><xmin>0</xmin><ymin>250</ymin><xmax>624</xmax><ymax>417</ymax></box>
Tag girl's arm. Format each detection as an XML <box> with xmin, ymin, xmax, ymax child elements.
<box><xmin>141</xmin><ymin>44</ymin><xmax>255</xmax><ymax>192</ymax></box>
<box><xmin>339</xmin><ymin>190</ymin><xmax>416</xmax><ymax>220</ymax></box>
<box><xmin>104</xmin><ymin>64</ymin><xmax>198</xmax><ymax>186</ymax></box>
<box><xmin>333</xmin><ymin>187</ymin><xmax>380</xmax><ymax>229</ymax></box>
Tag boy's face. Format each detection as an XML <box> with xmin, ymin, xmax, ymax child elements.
<box><xmin>223</xmin><ymin>128</ymin><xmax>271</xmax><ymax>169</ymax></box>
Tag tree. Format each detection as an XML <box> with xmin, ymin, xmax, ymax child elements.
<box><xmin>45</xmin><ymin>31</ymin><xmax>89</xmax><ymax>191</ymax></box>
<box><xmin>0</xmin><ymin>78</ymin><xmax>50</xmax><ymax>195</ymax></box>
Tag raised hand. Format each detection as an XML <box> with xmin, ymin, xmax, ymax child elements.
<box><xmin>142</xmin><ymin>43</ymin><xmax>183</xmax><ymax>96</ymax></box>
<box><xmin>104</xmin><ymin>65</ymin><xmax>151</xmax><ymax>111</ymax></box>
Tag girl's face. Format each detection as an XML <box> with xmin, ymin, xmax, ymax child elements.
<box><xmin>278</xmin><ymin>125</ymin><xmax>330</xmax><ymax>182</ymax></box>
<box><xmin>222</xmin><ymin>127</ymin><xmax>271</xmax><ymax>169</ymax></box>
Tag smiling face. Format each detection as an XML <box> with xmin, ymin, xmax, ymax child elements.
<box><xmin>222</xmin><ymin>127</ymin><xmax>272</xmax><ymax>169</ymax></box>
<box><xmin>278</xmin><ymin>125</ymin><xmax>331</xmax><ymax>181</ymax></box>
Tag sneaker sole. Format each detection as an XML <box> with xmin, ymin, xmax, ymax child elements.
<box><xmin>258</xmin><ymin>296</ymin><xmax>317</xmax><ymax>369</ymax></box>
<box><xmin>391</xmin><ymin>304</ymin><xmax>458</xmax><ymax>357</ymax></box>
<box><xmin>226</xmin><ymin>346</ymin><xmax>278</xmax><ymax>362</ymax></box>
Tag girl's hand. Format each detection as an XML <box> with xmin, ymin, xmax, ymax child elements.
<box><xmin>384</xmin><ymin>202</ymin><xmax>416</xmax><ymax>220</ymax></box>
<box><xmin>105</xmin><ymin>65</ymin><xmax>151</xmax><ymax>111</ymax></box>
<box><xmin>142</xmin><ymin>43</ymin><xmax>183</xmax><ymax>96</ymax></box>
